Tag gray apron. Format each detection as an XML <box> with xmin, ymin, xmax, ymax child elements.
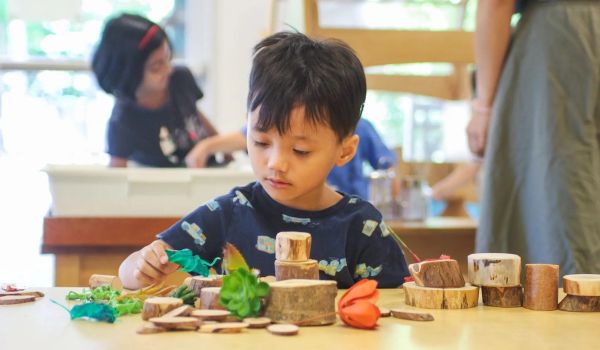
<box><xmin>477</xmin><ymin>1</ymin><xmax>600</xmax><ymax>278</ymax></box>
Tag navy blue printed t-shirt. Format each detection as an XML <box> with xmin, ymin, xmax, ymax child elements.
<box><xmin>107</xmin><ymin>66</ymin><xmax>209</xmax><ymax>167</ymax></box>
<box><xmin>158</xmin><ymin>181</ymin><xmax>409</xmax><ymax>288</ymax></box>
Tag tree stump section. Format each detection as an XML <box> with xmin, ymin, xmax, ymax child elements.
<box><xmin>481</xmin><ymin>286</ymin><xmax>523</xmax><ymax>307</ymax></box>
<box><xmin>409</xmin><ymin>259</ymin><xmax>465</xmax><ymax>288</ymax></box>
<box><xmin>188</xmin><ymin>275</ymin><xmax>223</xmax><ymax>298</ymax></box>
<box><xmin>276</xmin><ymin>232</ymin><xmax>312</xmax><ymax>262</ymax></box>
<box><xmin>88</xmin><ymin>274</ymin><xmax>122</xmax><ymax>291</ymax></box>
<box><xmin>264</xmin><ymin>279</ymin><xmax>337</xmax><ymax>326</ymax></box>
<box><xmin>142</xmin><ymin>297</ymin><xmax>184</xmax><ymax>320</ymax></box>
<box><xmin>563</xmin><ymin>274</ymin><xmax>600</xmax><ymax>297</ymax></box>
<box><xmin>524</xmin><ymin>264</ymin><xmax>559</xmax><ymax>311</ymax></box>
<box><xmin>275</xmin><ymin>259</ymin><xmax>320</xmax><ymax>281</ymax></box>
<box><xmin>558</xmin><ymin>295</ymin><xmax>600</xmax><ymax>312</ymax></box>
<box><xmin>200</xmin><ymin>287</ymin><xmax>224</xmax><ymax>310</ymax></box>
<box><xmin>403</xmin><ymin>281</ymin><xmax>479</xmax><ymax>309</ymax></box>
<box><xmin>467</xmin><ymin>253</ymin><xmax>521</xmax><ymax>287</ymax></box>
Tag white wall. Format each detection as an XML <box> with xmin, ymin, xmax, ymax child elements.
<box><xmin>186</xmin><ymin>0</ymin><xmax>271</xmax><ymax>133</ymax></box>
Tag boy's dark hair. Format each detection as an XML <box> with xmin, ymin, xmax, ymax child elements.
<box><xmin>248</xmin><ymin>32</ymin><xmax>366</xmax><ymax>141</ymax></box>
<box><xmin>92</xmin><ymin>14</ymin><xmax>169</xmax><ymax>99</ymax></box>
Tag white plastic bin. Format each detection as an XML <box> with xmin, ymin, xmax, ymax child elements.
<box><xmin>44</xmin><ymin>165</ymin><xmax>256</xmax><ymax>217</ymax></box>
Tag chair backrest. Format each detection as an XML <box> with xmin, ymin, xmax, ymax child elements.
<box><xmin>302</xmin><ymin>0</ymin><xmax>475</xmax><ymax>100</ymax></box>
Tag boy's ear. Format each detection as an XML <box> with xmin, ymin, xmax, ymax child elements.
<box><xmin>336</xmin><ymin>134</ymin><xmax>359</xmax><ymax>167</ymax></box>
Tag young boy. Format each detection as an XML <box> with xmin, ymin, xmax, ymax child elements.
<box><xmin>119</xmin><ymin>32</ymin><xmax>409</xmax><ymax>290</ymax></box>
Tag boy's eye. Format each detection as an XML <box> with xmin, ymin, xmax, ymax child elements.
<box><xmin>294</xmin><ymin>149</ymin><xmax>310</xmax><ymax>156</ymax></box>
<box><xmin>253</xmin><ymin>140</ymin><xmax>269</xmax><ymax>147</ymax></box>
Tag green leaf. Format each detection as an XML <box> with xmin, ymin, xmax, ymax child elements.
<box><xmin>70</xmin><ymin>303</ymin><xmax>118</xmax><ymax>323</ymax></box>
<box><xmin>256</xmin><ymin>282</ymin><xmax>269</xmax><ymax>297</ymax></box>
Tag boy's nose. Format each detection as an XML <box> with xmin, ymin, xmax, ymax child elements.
<box><xmin>267</xmin><ymin>149</ymin><xmax>288</xmax><ymax>173</ymax></box>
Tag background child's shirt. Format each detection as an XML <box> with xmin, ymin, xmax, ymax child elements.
<box><xmin>158</xmin><ymin>181</ymin><xmax>409</xmax><ymax>288</ymax></box>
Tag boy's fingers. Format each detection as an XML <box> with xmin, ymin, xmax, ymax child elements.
<box><xmin>151</xmin><ymin>243</ymin><xmax>169</xmax><ymax>265</ymax></box>
<box><xmin>134</xmin><ymin>268</ymin><xmax>156</xmax><ymax>286</ymax></box>
<box><xmin>136</xmin><ymin>259</ymin><xmax>167</xmax><ymax>280</ymax></box>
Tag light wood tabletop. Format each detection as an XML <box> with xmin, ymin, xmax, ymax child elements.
<box><xmin>0</xmin><ymin>287</ymin><xmax>596</xmax><ymax>350</ymax></box>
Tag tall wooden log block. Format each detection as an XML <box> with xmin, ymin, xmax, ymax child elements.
<box><xmin>88</xmin><ymin>274</ymin><xmax>122</xmax><ymax>291</ymax></box>
<box><xmin>142</xmin><ymin>297</ymin><xmax>184</xmax><ymax>320</ymax></box>
<box><xmin>276</xmin><ymin>232</ymin><xmax>311</xmax><ymax>262</ymax></box>
<box><xmin>403</xmin><ymin>281</ymin><xmax>479</xmax><ymax>309</ymax></box>
<box><xmin>481</xmin><ymin>286</ymin><xmax>523</xmax><ymax>307</ymax></box>
<box><xmin>558</xmin><ymin>295</ymin><xmax>600</xmax><ymax>312</ymax></box>
<box><xmin>188</xmin><ymin>275</ymin><xmax>223</xmax><ymax>298</ymax></box>
<box><xmin>275</xmin><ymin>259</ymin><xmax>319</xmax><ymax>281</ymax></box>
<box><xmin>409</xmin><ymin>259</ymin><xmax>465</xmax><ymax>288</ymax></box>
<box><xmin>563</xmin><ymin>274</ymin><xmax>600</xmax><ymax>297</ymax></box>
<box><xmin>200</xmin><ymin>287</ymin><xmax>224</xmax><ymax>310</ymax></box>
<box><xmin>264</xmin><ymin>279</ymin><xmax>337</xmax><ymax>326</ymax></box>
<box><xmin>524</xmin><ymin>264</ymin><xmax>559</xmax><ymax>311</ymax></box>
<box><xmin>467</xmin><ymin>253</ymin><xmax>521</xmax><ymax>287</ymax></box>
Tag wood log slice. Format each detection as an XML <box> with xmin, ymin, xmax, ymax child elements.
<box><xmin>390</xmin><ymin>309</ymin><xmax>434</xmax><ymax>321</ymax></box>
<box><xmin>88</xmin><ymin>274</ymin><xmax>122</xmax><ymax>291</ymax></box>
<box><xmin>524</xmin><ymin>264</ymin><xmax>559</xmax><ymax>311</ymax></box>
<box><xmin>378</xmin><ymin>307</ymin><xmax>391</xmax><ymax>317</ymax></box>
<box><xmin>198</xmin><ymin>322</ymin><xmax>249</xmax><ymax>333</ymax></box>
<box><xmin>200</xmin><ymin>287</ymin><xmax>224</xmax><ymax>310</ymax></box>
<box><xmin>481</xmin><ymin>286</ymin><xmax>523</xmax><ymax>307</ymax></box>
<box><xmin>275</xmin><ymin>232</ymin><xmax>312</xmax><ymax>262</ymax></box>
<box><xmin>264</xmin><ymin>279</ymin><xmax>337</xmax><ymax>326</ymax></box>
<box><xmin>162</xmin><ymin>305</ymin><xmax>193</xmax><ymax>318</ymax></box>
<box><xmin>403</xmin><ymin>281</ymin><xmax>479</xmax><ymax>309</ymax></box>
<box><xmin>563</xmin><ymin>274</ymin><xmax>600</xmax><ymax>297</ymax></box>
<box><xmin>275</xmin><ymin>259</ymin><xmax>319</xmax><ymax>281</ymax></box>
<box><xmin>191</xmin><ymin>309</ymin><xmax>231</xmax><ymax>322</ymax></box>
<box><xmin>267</xmin><ymin>324</ymin><xmax>299</xmax><ymax>336</ymax></box>
<box><xmin>149</xmin><ymin>316</ymin><xmax>199</xmax><ymax>330</ymax></box>
<box><xmin>467</xmin><ymin>253</ymin><xmax>521</xmax><ymax>287</ymax></box>
<box><xmin>0</xmin><ymin>295</ymin><xmax>36</xmax><ymax>305</ymax></box>
<box><xmin>243</xmin><ymin>317</ymin><xmax>272</xmax><ymax>328</ymax></box>
<box><xmin>188</xmin><ymin>275</ymin><xmax>223</xmax><ymax>298</ymax></box>
<box><xmin>558</xmin><ymin>295</ymin><xmax>600</xmax><ymax>312</ymax></box>
<box><xmin>136</xmin><ymin>323</ymin><xmax>167</xmax><ymax>334</ymax></box>
<box><xmin>142</xmin><ymin>297</ymin><xmax>184</xmax><ymax>320</ymax></box>
<box><xmin>409</xmin><ymin>259</ymin><xmax>465</xmax><ymax>288</ymax></box>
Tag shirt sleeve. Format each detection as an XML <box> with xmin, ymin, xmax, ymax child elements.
<box><xmin>157</xmin><ymin>193</ymin><xmax>233</xmax><ymax>264</ymax></box>
<box><xmin>106</xmin><ymin>116</ymin><xmax>134</xmax><ymax>159</ymax></box>
<box><xmin>358</xmin><ymin>119</ymin><xmax>397</xmax><ymax>169</ymax></box>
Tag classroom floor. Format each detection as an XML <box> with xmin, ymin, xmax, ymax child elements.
<box><xmin>0</xmin><ymin>154</ymin><xmax>54</xmax><ymax>287</ymax></box>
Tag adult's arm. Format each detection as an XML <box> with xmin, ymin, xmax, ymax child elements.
<box><xmin>467</xmin><ymin>0</ymin><xmax>515</xmax><ymax>157</ymax></box>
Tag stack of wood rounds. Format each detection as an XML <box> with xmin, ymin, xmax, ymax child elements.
<box><xmin>274</xmin><ymin>232</ymin><xmax>319</xmax><ymax>281</ymax></box>
<box><xmin>468</xmin><ymin>253</ymin><xmax>522</xmax><ymax>308</ymax></box>
<box><xmin>187</xmin><ymin>275</ymin><xmax>223</xmax><ymax>298</ymax></box>
<box><xmin>523</xmin><ymin>264</ymin><xmax>559</xmax><ymax>311</ymax></box>
<box><xmin>559</xmin><ymin>274</ymin><xmax>600</xmax><ymax>312</ymax></box>
<box><xmin>405</xmin><ymin>259</ymin><xmax>478</xmax><ymax>309</ymax></box>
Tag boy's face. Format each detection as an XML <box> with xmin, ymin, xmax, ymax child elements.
<box><xmin>247</xmin><ymin>106</ymin><xmax>358</xmax><ymax>210</ymax></box>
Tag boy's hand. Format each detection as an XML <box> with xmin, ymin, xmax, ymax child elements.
<box><xmin>134</xmin><ymin>240</ymin><xmax>179</xmax><ymax>286</ymax></box>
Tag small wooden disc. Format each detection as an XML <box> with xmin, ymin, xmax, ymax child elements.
<box><xmin>243</xmin><ymin>317</ymin><xmax>272</xmax><ymax>328</ymax></box>
<box><xmin>378</xmin><ymin>307</ymin><xmax>391</xmax><ymax>317</ymax></box>
<box><xmin>191</xmin><ymin>309</ymin><xmax>231</xmax><ymax>321</ymax></box>
<box><xmin>163</xmin><ymin>305</ymin><xmax>194</xmax><ymax>318</ymax></box>
<box><xmin>199</xmin><ymin>322</ymin><xmax>249</xmax><ymax>333</ymax></box>
<box><xmin>136</xmin><ymin>323</ymin><xmax>167</xmax><ymax>334</ymax></box>
<box><xmin>267</xmin><ymin>324</ymin><xmax>299</xmax><ymax>336</ymax></box>
<box><xmin>149</xmin><ymin>316</ymin><xmax>199</xmax><ymax>330</ymax></box>
<box><xmin>390</xmin><ymin>309</ymin><xmax>434</xmax><ymax>321</ymax></box>
<box><xmin>0</xmin><ymin>295</ymin><xmax>36</xmax><ymax>305</ymax></box>
<box><xmin>563</xmin><ymin>274</ymin><xmax>600</xmax><ymax>297</ymax></box>
<box><xmin>0</xmin><ymin>291</ymin><xmax>44</xmax><ymax>298</ymax></box>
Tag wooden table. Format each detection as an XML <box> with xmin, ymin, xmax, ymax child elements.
<box><xmin>0</xmin><ymin>287</ymin><xmax>596</xmax><ymax>350</ymax></box>
<box><xmin>42</xmin><ymin>216</ymin><xmax>476</xmax><ymax>286</ymax></box>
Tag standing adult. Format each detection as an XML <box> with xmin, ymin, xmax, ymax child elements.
<box><xmin>467</xmin><ymin>0</ymin><xmax>600</xmax><ymax>277</ymax></box>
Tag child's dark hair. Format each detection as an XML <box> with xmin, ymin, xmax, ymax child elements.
<box><xmin>248</xmin><ymin>32</ymin><xmax>366</xmax><ymax>141</ymax></box>
<box><xmin>92</xmin><ymin>14</ymin><xmax>170</xmax><ymax>99</ymax></box>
